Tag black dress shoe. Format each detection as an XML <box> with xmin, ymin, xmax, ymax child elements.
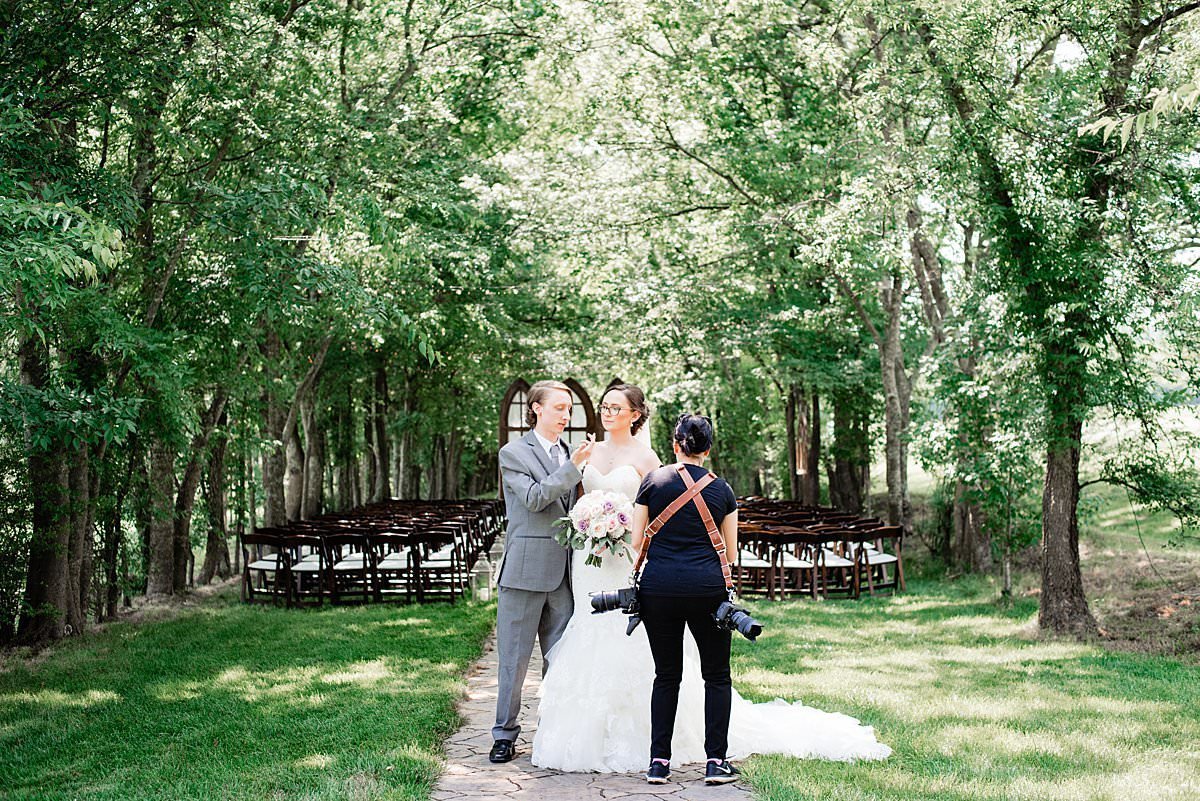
<box><xmin>489</xmin><ymin>739</ymin><xmax>518</xmax><ymax>763</ymax></box>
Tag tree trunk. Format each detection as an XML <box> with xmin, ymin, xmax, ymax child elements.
<box><xmin>785</xmin><ymin>384</ymin><xmax>801</xmax><ymax>501</ymax></box>
<box><xmin>65</xmin><ymin>443</ymin><xmax>91</xmax><ymax>633</ymax></box>
<box><xmin>284</xmin><ymin>423</ymin><xmax>304</xmax><ymax>522</ymax></box>
<box><xmin>878</xmin><ymin>271</ymin><xmax>910</xmax><ymax>528</ymax></box>
<box><xmin>135</xmin><ymin>455</ymin><xmax>151</xmax><ymax>597</ymax></box>
<box><xmin>827</xmin><ymin>394</ymin><xmax>867</xmax><ymax>513</ymax></box>
<box><xmin>300</xmin><ymin>393</ymin><xmax>323</xmax><ymax>519</ymax></box>
<box><xmin>101</xmin><ymin>479</ymin><xmax>121</xmax><ymax>621</ymax></box>
<box><xmin>792</xmin><ymin>387</ymin><xmax>822</xmax><ymax>505</ymax></box>
<box><xmin>444</xmin><ymin>430</ymin><xmax>462</xmax><ymax>500</ymax></box>
<box><xmin>804</xmin><ymin>393</ymin><xmax>821</xmax><ymax>505</ymax></box>
<box><xmin>952</xmin><ymin>481</ymin><xmax>989</xmax><ymax>571</ymax></box>
<box><xmin>15</xmin><ymin>332</ymin><xmax>73</xmax><ymax>646</ymax></box>
<box><xmin>371</xmin><ymin>366</ymin><xmax>390</xmax><ymax>502</ymax></box>
<box><xmin>334</xmin><ymin>387</ymin><xmax>353</xmax><ymax>511</ymax></box>
<box><xmin>1039</xmin><ymin>357</ymin><xmax>1097</xmax><ymax>636</ymax></box>
<box><xmin>831</xmin><ymin>264</ymin><xmax>909</xmax><ymax>525</ymax></box>
<box><xmin>429</xmin><ymin>435</ymin><xmax>444</xmax><ymax>500</ymax></box>
<box><xmin>398</xmin><ymin>373</ymin><xmax>421</xmax><ymax>499</ymax></box>
<box><xmin>247</xmin><ymin>457</ymin><xmax>257</xmax><ymax>545</ymax></box>
<box><xmin>234</xmin><ymin>438</ymin><xmax>248</xmax><ymax>573</ymax></box>
<box><xmin>17</xmin><ymin>449</ymin><xmax>70</xmax><ymax>645</ymax></box>
<box><xmin>261</xmin><ymin>331</ymin><xmax>287</xmax><ymax>528</ymax></box>
<box><xmin>171</xmin><ymin>391</ymin><xmax>229</xmax><ymax>591</ymax></box>
<box><xmin>363</xmin><ymin>392</ymin><xmax>377</xmax><ymax>504</ymax></box>
<box><xmin>262</xmin><ymin>333</ymin><xmax>331</xmax><ymax>526</ymax></box>
<box><xmin>199</xmin><ymin>413</ymin><xmax>231</xmax><ymax>584</ymax></box>
<box><xmin>101</xmin><ymin>448</ymin><xmax>135</xmax><ymax>619</ymax></box>
<box><xmin>393</xmin><ymin>441</ymin><xmax>402</xmax><ymax>498</ymax></box>
<box><xmin>146</xmin><ymin>441</ymin><xmax>176</xmax><ymax>596</ymax></box>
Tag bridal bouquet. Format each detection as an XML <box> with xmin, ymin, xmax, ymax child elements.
<box><xmin>555</xmin><ymin>490</ymin><xmax>634</xmax><ymax>568</ymax></box>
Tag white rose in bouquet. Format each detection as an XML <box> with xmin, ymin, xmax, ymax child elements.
<box><xmin>554</xmin><ymin>490</ymin><xmax>635</xmax><ymax>567</ymax></box>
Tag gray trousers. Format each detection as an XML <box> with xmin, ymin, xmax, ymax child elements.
<box><xmin>492</xmin><ymin>575</ymin><xmax>573</xmax><ymax>742</ymax></box>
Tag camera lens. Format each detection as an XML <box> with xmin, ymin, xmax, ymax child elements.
<box><xmin>730</xmin><ymin>609</ymin><xmax>762</xmax><ymax>641</ymax></box>
<box><xmin>590</xmin><ymin>590</ymin><xmax>620</xmax><ymax>613</ymax></box>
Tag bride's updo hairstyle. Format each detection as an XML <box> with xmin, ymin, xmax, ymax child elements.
<box><xmin>673</xmin><ymin>413</ymin><xmax>713</xmax><ymax>456</ymax></box>
<box><xmin>605</xmin><ymin>384</ymin><xmax>650</xmax><ymax>435</ymax></box>
<box><xmin>526</xmin><ymin>380</ymin><xmax>573</xmax><ymax>427</ymax></box>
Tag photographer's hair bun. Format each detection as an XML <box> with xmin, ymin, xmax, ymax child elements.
<box><xmin>673</xmin><ymin>414</ymin><xmax>713</xmax><ymax>456</ymax></box>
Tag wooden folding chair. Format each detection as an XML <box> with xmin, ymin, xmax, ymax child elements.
<box><xmin>285</xmin><ymin>533</ymin><xmax>327</xmax><ymax>606</ymax></box>
<box><xmin>323</xmin><ymin>532</ymin><xmax>373</xmax><ymax>604</ymax></box>
<box><xmin>369</xmin><ymin>532</ymin><xmax>415</xmax><ymax>603</ymax></box>
<box><xmin>240</xmin><ymin>531</ymin><xmax>291</xmax><ymax>606</ymax></box>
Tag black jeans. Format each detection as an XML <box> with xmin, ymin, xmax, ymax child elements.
<box><xmin>639</xmin><ymin>592</ymin><xmax>732</xmax><ymax>762</ymax></box>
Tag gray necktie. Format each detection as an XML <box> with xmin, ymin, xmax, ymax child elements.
<box><xmin>551</xmin><ymin>443</ymin><xmax>564</xmax><ymax>468</ymax></box>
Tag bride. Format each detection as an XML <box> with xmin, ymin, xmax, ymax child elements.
<box><xmin>531</xmin><ymin>384</ymin><xmax>891</xmax><ymax>772</ymax></box>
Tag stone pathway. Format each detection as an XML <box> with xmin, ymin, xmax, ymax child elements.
<box><xmin>433</xmin><ymin>635</ymin><xmax>753</xmax><ymax>801</ymax></box>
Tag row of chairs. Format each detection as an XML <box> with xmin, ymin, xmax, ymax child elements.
<box><xmin>734</xmin><ymin>498</ymin><xmax>905</xmax><ymax>600</ymax></box>
<box><xmin>240</xmin><ymin>499</ymin><xmax>504</xmax><ymax>606</ymax></box>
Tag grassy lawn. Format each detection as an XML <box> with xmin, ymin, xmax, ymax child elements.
<box><xmin>736</xmin><ymin>576</ymin><xmax>1200</xmax><ymax>801</ymax></box>
<box><xmin>2</xmin><ymin>479</ymin><xmax>1196</xmax><ymax>801</ymax></box>
<box><xmin>0</xmin><ymin>589</ymin><xmax>495</xmax><ymax>801</ymax></box>
<box><xmin>734</xmin><ymin>481</ymin><xmax>1200</xmax><ymax>800</ymax></box>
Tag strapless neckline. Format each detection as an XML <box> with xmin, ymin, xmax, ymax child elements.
<box><xmin>583</xmin><ymin>463</ymin><xmax>642</xmax><ymax>481</ymax></box>
<box><xmin>581</xmin><ymin>463</ymin><xmax>643</xmax><ymax>501</ymax></box>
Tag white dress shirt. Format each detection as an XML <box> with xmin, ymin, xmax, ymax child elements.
<box><xmin>532</xmin><ymin>430</ymin><xmax>567</xmax><ymax>466</ymax></box>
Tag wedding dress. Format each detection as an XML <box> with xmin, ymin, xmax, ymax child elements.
<box><xmin>531</xmin><ymin>463</ymin><xmax>892</xmax><ymax>772</ymax></box>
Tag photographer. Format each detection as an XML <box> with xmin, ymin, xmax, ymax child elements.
<box><xmin>630</xmin><ymin>413</ymin><xmax>741</xmax><ymax>786</ymax></box>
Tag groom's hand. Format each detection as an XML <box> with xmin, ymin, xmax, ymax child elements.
<box><xmin>570</xmin><ymin>434</ymin><xmax>596</xmax><ymax>467</ymax></box>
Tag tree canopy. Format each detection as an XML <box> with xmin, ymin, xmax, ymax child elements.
<box><xmin>3</xmin><ymin>0</ymin><xmax>1200</xmax><ymax>646</ymax></box>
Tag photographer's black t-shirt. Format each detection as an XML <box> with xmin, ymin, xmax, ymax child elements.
<box><xmin>635</xmin><ymin>463</ymin><xmax>736</xmax><ymax>596</ymax></box>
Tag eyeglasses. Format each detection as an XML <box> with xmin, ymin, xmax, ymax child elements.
<box><xmin>597</xmin><ymin>404</ymin><xmax>629</xmax><ymax>416</ymax></box>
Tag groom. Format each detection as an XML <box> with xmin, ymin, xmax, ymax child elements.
<box><xmin>490</xmin><ymin>380</ymin><xmax>594</xmax><ymax>763</ymax></box>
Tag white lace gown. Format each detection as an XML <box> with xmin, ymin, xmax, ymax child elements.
<box><xmin>531</xmin><ymin>464</ymin><xmax>892</xmax><ymax>772</ymax></box>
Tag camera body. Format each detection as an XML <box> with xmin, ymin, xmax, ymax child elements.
<box><xmin>713</xmin><ymin>600</ymin><xmax>763</xmax><ymax>642</ymax></box>
<box><xmin>589</xmin><ymin>586</ymin><xmax>643</xmax><ymax>636</ymax></box>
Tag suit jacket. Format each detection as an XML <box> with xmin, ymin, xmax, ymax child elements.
<box><xmin>497</xmin><ymin>430</ymin><xmax>581</xmax><ymax>592</ymax></box>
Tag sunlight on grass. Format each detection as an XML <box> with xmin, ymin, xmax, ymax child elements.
<box><xmin>0</xmin><ymin>688</ymin><xmax>121</xmax><ymax>708</ymax></box>
<box><xmin>0</xmin><ymin>600</ymin><xmax>495</xmax><ymax>801</ymax></box>
<box><xmin>295</xmin><ymin>753</ymin><xmax>334</xmax><ymax>769</ymax></box>
<box><xmin>374</xmin><ymin>617</ymin><xmax>433</xmax><ymax>627</ymax></box>
<box><xmin>738</xmin><ymin>581</ymin><xmax>1200</xmax><ymax>801</ymax></box>
<box><xmin>1008</xmin><ymin>759</ymin><xmax>1200</xmax><ymax>801</ymax></box>
<box><xmin>321</xmin><ymin>658</ymin><xmax>395</xmax><ymax>686</ymax></box>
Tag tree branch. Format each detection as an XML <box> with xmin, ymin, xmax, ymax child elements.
<box><xmin>659</xmin><ymin>122</ymin><xmax>759</xmax><ymax>207</ymax></box>
<box><xmin>1139</xmin><ymin>1</ymin><xmax>1200</xmax><ymax>36</ymax></box>
<box><xmin>829</xmin><ymin>266</ymin><xmax>882</xmax><ymax>346</ymax></box>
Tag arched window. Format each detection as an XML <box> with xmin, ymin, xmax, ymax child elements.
<box><xmin>562</xmin><ymin>379</ymin><xmax>598</xmax><ymax>448</ymax></box>
<box><xmin>499</xmin><ymin>378</ymin><xmax>532</xmax><ymax>449</ymax></box>
<box><xmin>499</xmin><ymin>379</ymin><xmax>598</xmax><ymax>449</ymax></box>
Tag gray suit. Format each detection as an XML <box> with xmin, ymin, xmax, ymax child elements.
<box><xmin>492</xmin><ymin>430</ymin><xmax>581</xmax><ymax>743</ymax></box>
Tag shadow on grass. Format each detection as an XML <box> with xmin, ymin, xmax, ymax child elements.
<box><xmin>731</xmin><ymin>579</ymin><xmax>1200</xmax><ymax>801</ymax></box>
<box><xmin>0</xmin><ymin>595</ymin><xmax>495</xmax><ymax>801</ymax></box>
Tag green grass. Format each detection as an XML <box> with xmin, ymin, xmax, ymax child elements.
<box><xmin>735</xmin><ymin>577</ymin><xmax>1200</xmax><ymax>801</ymax></box>
<box><xmin>1080</xmin><ymin>481</ymin><xmax>1188</xmax><ymax>550</ymax></box>
<box><xmin>0</xmin><ymin>589</ymin><xmax>495</xmax><ymax>801</ymax></box>
<box><xmin>4</xmin><ymin>475</ymin><xmax>1198</xmax><ymax>801</ymax></box>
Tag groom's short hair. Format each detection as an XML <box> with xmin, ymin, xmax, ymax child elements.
<box><xmin>526</xmin><ymin>380</ymin><xmax>573</xmax><ymax>427</ymax></box>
